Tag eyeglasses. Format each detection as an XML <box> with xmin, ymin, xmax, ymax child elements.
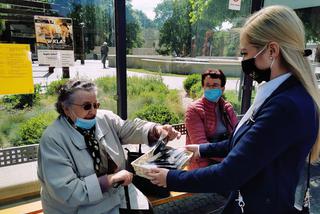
<box><xmin>204</xmin><ymin>83</ymin><xmax>221</xmax><ymax>89</ymax></box>
<box><xmin>71</xmin><ymin>102</ymin><xmax>100</xmax><ymax>110</ymax></box>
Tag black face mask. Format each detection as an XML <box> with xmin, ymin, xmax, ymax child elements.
<box><xmin>241</xmin><ymin>45</ymin><xmax>272</xmax><ymax>83</ymax></box>
<box><xmin>241</xmin><ymin>58</ymin><xmax>271</xmax><ymax>83</ymax></box>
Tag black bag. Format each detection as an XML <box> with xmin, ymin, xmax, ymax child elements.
<box><xmin>125</xmin><ymin>145</ymin><xmax>170</xmax><ymax>198</ymax></box>
<box><xmin>119</xmin><ymin>186</ymin><xmax>154</xmax><ymax>214</ymax></box>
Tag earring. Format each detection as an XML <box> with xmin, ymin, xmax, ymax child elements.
<box><xmin>270</xmin><ymin>57</ymin><xmax>273</xmax><ymax>60</ymax></box>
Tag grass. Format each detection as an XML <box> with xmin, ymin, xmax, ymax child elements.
<box><xmin>0</xmin><ymin>75</ymin><xmax>184</xmax><ymax>148</ymax></box>
<box><xmin>127</xmin><ymin>68</ymin><xmax>240</xmax><ymax>80</ymax></box>
<box><xmin>127</xmin><ymin>68</ymin><xmax>188</xmax><ymax>77</ymax></box>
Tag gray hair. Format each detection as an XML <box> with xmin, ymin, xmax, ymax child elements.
<box><xmin>55</xmin><ymin>79</ymin><xmax>97</xmax><ymax>116</ymax></box>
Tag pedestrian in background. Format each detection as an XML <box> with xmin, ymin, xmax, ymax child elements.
<box><xmin>101</xmin><ymin>41</ymin><xmax>109</xmax><ymax>69</ymax></box>
<box><xmin>148</xmin><ymin>5</ymin><xmax>320</xmax><ymax>213</ymax></box>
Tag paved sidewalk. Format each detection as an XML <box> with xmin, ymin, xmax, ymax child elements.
<box><xmin>32</xmin><ymin>60</ymin><xmax>240</xmax><ymax>91</ymax></box>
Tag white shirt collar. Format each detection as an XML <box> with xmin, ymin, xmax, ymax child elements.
<box><xmin>253</xmin><ymin>72</ymin><xmax>292</xmax><ymax>108</ymax></box>
<box><xmin>234</xmin><ymin>72</ymin><xmax>291</xmax><ymax>134</ymax></box>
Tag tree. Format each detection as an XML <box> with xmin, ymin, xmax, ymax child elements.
<box><xmin>135</xmin><ymin>10</ymin><xmax>154</xmax><ymax>29</ymax></box>
<box><xmin>157</xmin><ymin>0</ymin><xmax>192</xmax><ymax>56</ymax></box>
<box><xmin>154</xmin><ymin>0</ymin><xmax>174</xmax><ymax>29</ymax></box>
<box><xmin>189</xmin><ymin>0</ymin><xmax>251</xmax><ymax>57</ymax></box>
<box><xmin>126</xmin><ymin>1</ymin><xmax>144</xmax><ymax>53</ymax></box>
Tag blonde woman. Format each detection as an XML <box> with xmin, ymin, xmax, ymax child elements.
<box><xmin>148</xmin><ymin>5</ymin><xmax>320</xmax><ymax>213</ymax></box>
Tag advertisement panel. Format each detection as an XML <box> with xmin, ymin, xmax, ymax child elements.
<box><xmin>34</xmin><ymin>16</ymin><xmax>74</xmax><ymax>67</ymax></box>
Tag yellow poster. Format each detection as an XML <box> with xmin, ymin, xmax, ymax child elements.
<box><xmin>0</xmin><ymin>44</ymin><xmax>34</xmax><ymax>95</ymax></box>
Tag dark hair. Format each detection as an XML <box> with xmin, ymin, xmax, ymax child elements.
<box><xmin>201</xmin><ymin>69</ymin><xmax>226</xmax><ymax>87</ymax></box>
<box><xmin>55</xmin><ymin>79</ymin><xmax>97</xmax><ymax>116</ymax></box>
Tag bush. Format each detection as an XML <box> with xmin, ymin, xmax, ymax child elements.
<box><xmin>134</xmin><ymin>104</ymin><xmax>180</xmax><ymax>125</ymax></box>
<box><xmin>14</xmin><ymin>111</ymin><xmax>57</xmax><ymax>146</ymax></box>
<box><xmin>183</xmin><ymin>73</ymin><xmax>201</xmax><ymax>94</ymax></box>
<box><xmin>223</xmin><ymin>91</ymin><xmax>241</xmax><ymax>115</ymax></box>
<box><xmin>127</xmin><ymin>76</ymin><xmax>168</xmax><ymax>96</ymax></box>
<box><xmin>46</xmin><ymin>79</ymin><xmax>68</xmax><ymax>95</ymax></box>
<box><xmin>2</xmin><ymin>84</ymin><xmax>41</xmax><ymax>110</ymax></box>
<box><xmin>95</xmin><ymin>76</ymin><xmax>182</xmax><ymax>121</ymax></box>
<box><xmin>189</xmin><ymin>81</ymin><xmax>202</xmax><ymax>99</ymax></box>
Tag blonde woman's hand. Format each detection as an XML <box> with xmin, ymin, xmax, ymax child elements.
<box><xmin>147</xmin><ymin>168</ymin><xmax>169</xmax><ymax>187</ymax></box>
<box><xmin>185</xmin><ymin>144</ymin><xmax>200</xmax><ymax>159</ymax></box>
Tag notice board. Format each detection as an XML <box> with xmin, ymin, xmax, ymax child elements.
<box><xmin>0</xmin><ymin>44</ymin><xmax>34</xmax><ymax>95</ymax></box>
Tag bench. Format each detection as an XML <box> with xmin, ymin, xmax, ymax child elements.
<box><xmin>0</xmin><ymin>123</ymin><xmax>189</xmax><ymax>213</ymax></box>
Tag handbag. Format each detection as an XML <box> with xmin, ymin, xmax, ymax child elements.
<box><xmin>125</xmin><ymin>145</ymin><xmax>170</xmax><ymax>198</ymax></box>
<box><xmin>119</xmin><ymin>186</ymin><xmax>154</xmax><ymax>214</ymax></box>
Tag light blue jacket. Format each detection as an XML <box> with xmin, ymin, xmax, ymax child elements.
<box><xmin>38</xmin><ymin>110</ymin><xmax>155</xmax><ymax>214</ymax></box>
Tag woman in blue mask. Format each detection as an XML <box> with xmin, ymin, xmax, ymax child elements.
<box><xmin>37</xmin><ymin>79</ymin><xmax>181</xmax><ymax>214</ymax></box>
<box><xmin>148</xmin><ymin>5</ymin><xmax>320</xmax><ymax>214</ymax></box>
<box><xmin>185</xmin><ymin>69</ymin><xmax>238</xmax><ymax>170</ymax></box>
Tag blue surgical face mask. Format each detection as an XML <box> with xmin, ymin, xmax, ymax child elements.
<box><xmin>204</xmin><ymin>88</ymin><xmax>222</xmax><ymax>102</ymax></box>
<box><xmin>75</xmin><ymin>117</ymin><xmax>96</xmax><ymax>129</ymax></box>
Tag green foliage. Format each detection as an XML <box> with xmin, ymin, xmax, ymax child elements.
<box><xmin>210</xmin><ymin>31</ymin><xmax>240</xmax><ymax>57</ymax></box>
<box><xmin>1</xmin><ymin>75</ymin><xmax>183</xmax><ymax>148</ymax></box>
<box><xmin>126</xmin><ymin>3</ymin><xmax>144</xmax><ymax>53</ymax></box>
<box><xmin>296</xmin><ymin>10</ymin><xmax>320</xmax><ymax>43</ymax></box>
<box><xmin>127</xmin><ymin>76</ymin><xmax>169</xmax><ymax>96</ymax></box>
<box><xmin>189</xmin><ymin>0</ymin><xmax>251</xmax><ymax>26</ymax></box>
<box><xmin>134</xmin><ymin>104</ymin><xmax>180</xmax><ymax>125</ymax></box>
<box><xmin>190</xmin><ymin>81</ymin><xmax>202</xmax><ymax>99</ymax></box>
<box><xmin>14</xmin><ymin>111</ymin><xmax>58</xmax><ymax>146</ymax></box>
<box><xmin>2</xmin><ymin>84</ymin><xmax>41</xmax><ymax>110</ymax></box>
<box><xmin>95</xmin><ymin>76</ymin><xmax>183</xmax><ymax>124</ymax></box>
<box><xmin>223</xmin><ymin>90</ymin><xmax>241</xmax><ymax>115</ymax></box>
<box><xmin>46</xmin><ymin>79</ymin><xmax>68</xmax><ymax>96</ymax></box>
<box><xmin>157</xmin><ymin>0</ymin><xmax>192</xmax><ymax>56</ymax></box>
<box><xmin>188</xmin><ymin>0</ymin><xmax>250</xmax><ymax>57</ymax></box>
<box><xmin>183</xmin><ymin>73</ymin><xmax>201</xmax><ymax>94</ymax></box>
<box><xmin>135</xmin><ymin>10</ymin><xmax>154</xmax><ymax>28</ymax></box>
<box><xmin>0</xmin><ymin>110</ymin><xmax>27</xmax><ymax>148</ymax></box>
<box><xmin>154</xmin><ymin>0</ymin><xmax>174</xmax><ymax>28</ymax></box>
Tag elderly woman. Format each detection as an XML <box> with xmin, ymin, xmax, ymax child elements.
<box><xmin>37</xmin><ymin>79</ymin><xmax>180</xmax><ymax>214</ymax></box>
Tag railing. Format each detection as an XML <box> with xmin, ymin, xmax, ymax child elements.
<box><xmin>171</xmin><ymin>123</ymin><xmax>187</xmax><ymax>135</ymax></box>
<box><xmin>0</xmin><ymin>124</ymin><xmax>187</xmax><ymax>168</ymax></box>
<box><xmin>0</xmin><ymin>119</ymin><xmax>246</xmax><ymax>168</ymax></box>
<box><xmin>0</xmin><ymin>144</ymin><xmax>39</xmax><ymax>167</ymax></box>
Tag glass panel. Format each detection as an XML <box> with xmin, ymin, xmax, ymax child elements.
<box><xmin>125</xmin><ymin>0</ymin><xmax>252</xmax><ymax>120</ymax></box>
<box><xmin>0</xmin><ymin>0</ymin><xmax>116</xmax><ymax>148</ymax></box>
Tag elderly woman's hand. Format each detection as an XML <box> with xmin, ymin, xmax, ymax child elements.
<box><xmin>108</xmin><ymin>170</ymin><xmax>133</xmax><ymax>187</ymax></box>
<box><xmin>156</xmin><ymin>124</ymin><xmax>181</xmax><ymax>142</ymax></box>
<box><xmin>147</xmin><ymin>168</ymin><xmax>169</xmax><ymax>187</ymax></box>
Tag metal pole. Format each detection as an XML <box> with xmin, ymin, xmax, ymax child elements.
<box><xmin>114</xmin><ymin>0</ymin><xmax>127</xmax><ymax>119</ymax></box>
<box><xmin>240</xmin><ymin>0</ymin><xmax>264</xmax><ymax>114</ymax></box>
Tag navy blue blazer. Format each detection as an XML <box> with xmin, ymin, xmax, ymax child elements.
<box><xmin>167</xmin><ymin>76</ymin><xmax>318</xmax><ymax>214</ymax></box>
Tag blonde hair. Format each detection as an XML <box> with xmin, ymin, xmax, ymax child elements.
<box><xmin>240</xmin><ymin>5</ymin><xmax>320</xmax><ymax>163</ymax></box>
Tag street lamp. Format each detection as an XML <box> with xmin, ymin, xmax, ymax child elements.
<box><xmin>79</xmin><ymin>22</ymin><xmax>85</xmax><ymax>65</ymax></box>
